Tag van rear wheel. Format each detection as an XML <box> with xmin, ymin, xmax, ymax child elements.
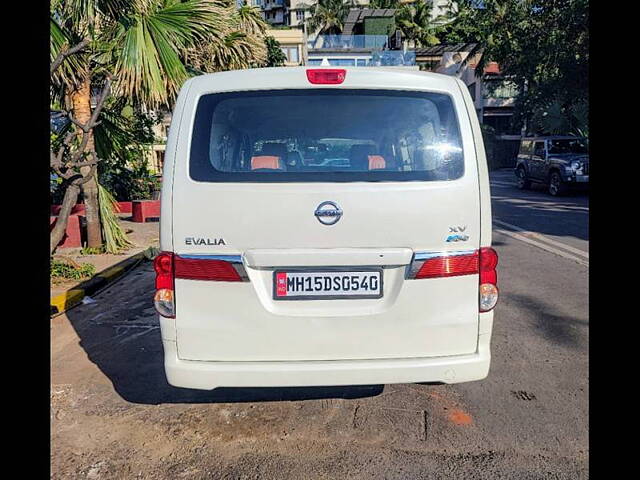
<box><xmin>516</xmin><ymin>167</ymin><xmax>531</xmax><ymax>189</ymax></box>
<box><xmin>548</xmin><ymin>171</ymin><xmax>567</xmax><ymax>196</ymax></box>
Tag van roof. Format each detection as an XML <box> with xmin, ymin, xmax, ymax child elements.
<box><xmin>183</xmin><ymin>67</ymin><xmax>463</xmax><ymax>96</ymax></box>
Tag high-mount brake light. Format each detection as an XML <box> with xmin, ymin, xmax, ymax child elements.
<box><xmin>306</xmin><ymin>69</ymin><xmax>346</xmax><ymax>85</ymax></box>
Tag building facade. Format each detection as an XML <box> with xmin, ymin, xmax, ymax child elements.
<box><xmin>268</xmin><ymin>28</ymin><xmax>306</xmax><ymax>66</ymax></box>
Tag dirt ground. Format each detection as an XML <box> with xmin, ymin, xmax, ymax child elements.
<box><xmin>50</xmin><ymin>229</ymin><xmax>588</xmax><ymax>479</ymax></box>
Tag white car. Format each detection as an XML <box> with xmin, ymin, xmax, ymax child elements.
<box><xmin>154</xmin><ymin>67</ymin><xmax>498</xmax><ymax>390</ymax></box>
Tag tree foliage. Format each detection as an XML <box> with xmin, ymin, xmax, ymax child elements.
<box><xmin>52</xmin><ymin>0</ymin><xmax>271</xmax><ymax>109</ymax></box>
<box><xmin>183</xmin><ymin>1</ymin><xmax>268</xmax><ymax>75</ymax></box>
<box><xmin>50</xmin><ymin>0</ymin><xmax>272</xmax><ymax>253</ymax></box>
<box><xmin>440</xmin><ymin>0</ymin><xmax>589</xmax><ymax>135</ymax></box>
<box><xmin>368</xmin><ymin>0</ymin><xmax>402</xmax><ymax>8</ymax></box>
<box><xmin>306</xmin><ymin>0</ymin><xmax>356</xmax><ymax>35</ymax></box>
<box><xmin>265</xmin><ymin>36</ymin><xmax>287</xmax><ymax>67</ymax></box>
<box><xmin>396</xmin><ymin>1</ymin><xmax>443</xmax><ymax>47</ymax></box>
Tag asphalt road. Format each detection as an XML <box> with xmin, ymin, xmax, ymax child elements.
<box><xmin>489</xmin><ymin>168</ymin><xmax>589</xmax><ymax>256</ymax></box>
<box><xmin>51</xmin><ymin>175</ymin><xmax>589</xmax><ymax>479</ymax></box>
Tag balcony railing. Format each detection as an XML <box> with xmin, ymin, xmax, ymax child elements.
<box><xmin>307</xmin><ymin>51</ymin><xmax>417</xmax><ymax>67</ymax></box>
<box><xmin>262</xmin><ymin>0</ymin><xmax>284</xmax><ymax>9</ymax></box>
<box><xmin>308</xmin><ymin>35</ymin><xmax>389</xmax><ymax>50</ymax></box>
<box><xmin>366</xmin><ymin>50</ymin><xmax>416</xmax><ymax>66</ymax></box>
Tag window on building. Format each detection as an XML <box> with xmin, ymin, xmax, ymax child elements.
<box><xmin>296</xmin><ymin>10</ymin><xmax>304</xmax><ymax>21</ymax></box>
<box><xmin>482</xmin><ymin>115</ymin><xmax>519</xmax><ymax>136</ymax></box>
<box><xmin>289</xmin><ymin>47</ymin><xmax>299</xmax><ymax>63</ymax></box>
<box><xmin>483</xmin><ymin>79</ymin><xmax>519</xmax><ymax>99</ymax></box>
<box><xmin>280</xmin><ymin>46</ymin><xmax>300</xmax><ymax>63</ymax></box>
<box><xmin>328</xmin><ymin>58</ymin><xmax>356</xmax><ymax>66</ymax></box>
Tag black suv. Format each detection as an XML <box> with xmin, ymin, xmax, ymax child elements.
<box><xmin>514</xmin><ymin>136</ymin><xmax>589</xmax><ymax>196</ymax></box>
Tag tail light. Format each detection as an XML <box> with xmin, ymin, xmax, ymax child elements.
<box><xmin>479</xmin><ymin>247</ymin><xmax>499</xmax><ymax>312</ymax></box>
<box><xmin>413</xmin><ymin>252</ymin><xmax>479</xmax><ymax>279</ymax></box>
<box><xmin>407</xmin><ymin>247</ymin><xmax>499</xmax><ymax>312</ymax></box>
<box><xmin>153</xmin><ymin>252</ymin><xmax>245</xmax><ymax>317</ymax></box>
<box><xmin>174</xmin><ymin>257</ymin><xmax>242</xmax><ymax>282</ymax></box>
<box><xmin>154</xmin><ymin>252</ymin><xmax>175</xmax><ymax>318</ymax></box>
<box><xmin>306</xmin><ymin>69</ymin><xmax>346</xmax><ymax>84</ymax></box>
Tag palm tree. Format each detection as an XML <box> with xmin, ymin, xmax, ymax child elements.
<box><xmin>237</xmin><ymin>2</ymin><xmax>268</xmax><ymax>36</ymax></box>
<box><xmin>396</xmin><ymin>1</ymin><xmax>443</xmax><ymax>48</ymax></box>
<box><xmin>51</xmin><ymin>0</ymin><xmax>269</xmax><ymax>251</ymax></box>
<box><xmin>183</xmin><ymin>2</ymin><xmax>268</xmax><ymax>73</ymax></box>
<box><xmin>368</xmin><ymin>0</ymin><xmax>402</xmax><ymax>8</ymax></box>
<box><xmin>306</xmin><ymin>0</ymin><xmax>355</xmax><ymax>37</ymax></box>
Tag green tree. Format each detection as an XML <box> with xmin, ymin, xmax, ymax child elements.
<box><xmin>50</xmin><ymin>0</ymin><xmax>270</xmax><ymax>253</ymax></box>
<box><xmin>265</xmin><ymin>36</ymin><xmax>287</xmax><ymax>67</ymax></box>
<box><xmin>368</xmin><ymin>0</ymin><xmax>402</xmax><ymax>8</ymax></box>
<box><xmin>396</xmin><ymin>1</ymin><xmax>443</xmax><ymax>47</ymax></box>
<box><xmin>440</xmin><ymin>0</ymin><xmax>589</xmax><ymax>135</ymax></box>
<box><xmin>306</xmin><ymin>0</ymin><xmax>356</xmax><ymax>35</ymax></box>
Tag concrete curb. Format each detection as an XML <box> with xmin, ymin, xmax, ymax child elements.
<box><xmin>51</xmin><ymin>247</ymin><xmax>156</xmax><ymax>316</ymax></box>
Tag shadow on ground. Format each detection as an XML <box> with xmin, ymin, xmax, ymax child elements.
<box><xmin>63</xmin><ymin>263</ymin><xmax>384</xmax><ymax>405</ymax></box>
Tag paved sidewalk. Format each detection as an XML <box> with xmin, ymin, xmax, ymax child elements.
<box><xmin>51</xmin><ymin>216</ymin><xmax>159</xmax><ymax>301</ymax></box>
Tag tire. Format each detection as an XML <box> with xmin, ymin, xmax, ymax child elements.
<box><xmin>516</xmin><ymin>167</ymin><xmax>531</xmax><ymax>190</ymax></box>
<box><xmin>548</xmin><ymin>171</ymin><xmax>567</xmax><ymax>196</ymax></box>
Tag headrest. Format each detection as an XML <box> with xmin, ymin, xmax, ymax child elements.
<box><xmin>251</xmin><ymin>156</ymin><xmax>282</xmax><ymax>170</ymax></box>
<box><xmin>261</xmin><ymin>142</ymin><xmax>288</xmax><ymax>158</ymax></box>
<box><xmin>349</xmin><ymin>144</ymin><xmax>375</xmax><ymax>170</ymax></box>
<box><xmin>349</xmin><ymin>144</ymin><xmax>375</xmax><ymax>157</ymax></box>
<box><xmin>368</xmin><ymin>155</ymin><xmax>386</xmax><ymax>170</ymax></box>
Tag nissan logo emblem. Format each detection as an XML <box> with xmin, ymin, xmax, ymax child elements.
<box><xmin>314</xmin><ymin>201</ymin><xmax>343</xmax><ymax>225</ymax></box>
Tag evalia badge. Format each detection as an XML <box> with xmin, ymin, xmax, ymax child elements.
<box><xmin>185</xmin><ymin>237</ymin><xmax>226</xmax><ymax>246</ymax></box>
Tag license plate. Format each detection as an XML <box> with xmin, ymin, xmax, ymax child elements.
<box><xmin>273</xmin><ymin>269</ymin><xmax>383</xmax><ymax>300</ymax></box>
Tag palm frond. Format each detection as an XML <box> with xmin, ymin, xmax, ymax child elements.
<box><xmin>111</xmin><ymin>0</ymin><xmax>221</xmax><ymax>107</ymax></box>
<box><xmin>50</xmin><ymin>16</ymin><xmax>88</xmax><ymax>91</ymax></box>
<box><xmin>97</xmin><ymin>181</ymin><xmax>134</xmax><ymax>254</ymax></box>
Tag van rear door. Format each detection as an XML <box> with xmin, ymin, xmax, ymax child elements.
<box><xmin>170</xmin><ymin>81</ymin><xmax>481</xmax><ymax>362</ymax></box>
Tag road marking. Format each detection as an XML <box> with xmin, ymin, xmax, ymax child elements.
<box><xmin>494</xmin><ymin>219</ymin><xmax>588</xmax><ymax>258</ymax></box>
<box><xmin>494</xmin><ymin>219</ymin><xmax>589</xmax><ymax>267</ymax></box>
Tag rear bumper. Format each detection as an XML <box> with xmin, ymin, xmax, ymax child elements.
<box><xmin>162</xmin><ymin>334</ymin><xmax>491</xmax><ymax>390</ymax></box>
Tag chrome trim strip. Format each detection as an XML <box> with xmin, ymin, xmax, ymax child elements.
<box><xmin>178</xmin><ymin>254</ymin><xmax>243</xmax><ymax>263</ymax></box>
<box><xmin>413</xmin><ymin>249</ymin><xmax>477</xmax><ymax>261</ymax></box>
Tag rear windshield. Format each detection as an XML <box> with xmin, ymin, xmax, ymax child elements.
<box><xmin>189</xmin><ymin>89</ymin><xmax>464</xmax><ymax>183</ymax></box>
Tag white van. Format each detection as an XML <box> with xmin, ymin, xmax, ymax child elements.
<box><xmin>154</xmin><ymin>67</ymin><xmax>498</xmax><ymax>390</ymax></box>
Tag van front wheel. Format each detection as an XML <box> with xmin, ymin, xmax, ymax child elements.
<box><xmin>548</xmin><ymin>171</ymin><xmax>567</xmax><ymax>196</ymax></box>
<box><xmin>516</xmin><ymin>167</ymin><xmax>531</xmax><ymax>190</ymax></box>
